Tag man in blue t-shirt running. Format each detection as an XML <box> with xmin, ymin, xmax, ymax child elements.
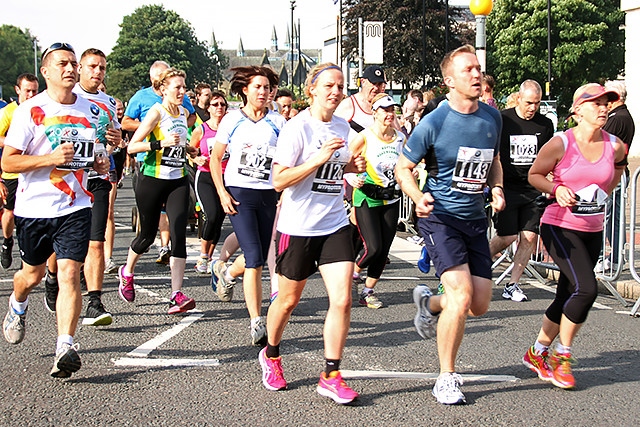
<box><xmin>396</xmin><ymin>45</ymin><xmax>505</xmax><ymax>406</ymax></box>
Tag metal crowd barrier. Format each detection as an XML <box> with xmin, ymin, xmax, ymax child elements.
<box><xmin>397</xmin><ymin>193</ymin><xmax>417</xmax><ymax>235</ymax></box>
<box><xmin>626</xmin><ymin>167</ymin><xmax>640</xmax><ymax>316</ymax></box>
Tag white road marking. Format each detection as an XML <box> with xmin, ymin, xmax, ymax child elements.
<box><xmin>127</xmin><ymin>311</ymin><xmax>204</xmax><ymax>358</ymax></box>
<box><xmin>112</xmin><ymin>357</ymin><xmax>220</xmax><ymax>367</ymax></box>
<box><xmin>340</xmin><ymin>369</ymin><xmax>518</xmax><ymax>383</ymax></box>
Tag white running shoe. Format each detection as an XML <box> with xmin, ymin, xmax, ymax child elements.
<box><xmin>432</xmin><ymin>372</ymin><xmax>466</xmax><ymax>405</ymax></box>
<box><xmin>502</xmin><ymin>283</ymin><xmax>528</xmax><ymax>302</ymax></box>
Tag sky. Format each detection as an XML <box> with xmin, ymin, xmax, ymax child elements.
<box><xmin>2</xmin><ymin>0</ymin><xmax>469</xmax><ymax>56</ymax></box>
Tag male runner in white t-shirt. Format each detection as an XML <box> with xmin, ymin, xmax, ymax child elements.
<box><xmin>1</xmin><ymin>43</ymin><xmax>109</xmax><ymax>378</ymax></box>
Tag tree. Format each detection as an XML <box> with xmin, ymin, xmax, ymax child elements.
<box><xmin>106</xmin><ymin>5</ymin><xmax>224</xmax><ymax>102</ymax></box>
<box><xmin>342</xmin><ymin>0</ymin><xmax>473</xmax><ymax>93</ymax></box>
<box><xmin>487</xmin><ymin>0</ymin><xmax>624</xmax><ymax>115</ymax></box>
<box><xmin>0</xmin><ymin>25</ymin><xmax>41</xmax><ymax>101</ymax></box>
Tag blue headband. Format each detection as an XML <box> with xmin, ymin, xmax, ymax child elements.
<box><xmin>311</xmin><ymin>65</ymin><xmax>342</xmax><ymax>84</ymax></box>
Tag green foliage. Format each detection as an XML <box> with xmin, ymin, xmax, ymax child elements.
<box><xmin>0</xmin><ymin>25</ymin><xmax>41</xmax><ymax>101</ymax></box>
<box><xmin>487</xmin><ymin>0</ymin><xmax>624</xmax><ymax>115</ymax></box>
<box><xmin>106</xmin><ymin>4</ymin><xmax>228</xmax><ymax>102</ymax></box>
<box><xmin>342</xmin><ymin>0</ymin><xmax>473</xmax><ymax>92</ymax></box>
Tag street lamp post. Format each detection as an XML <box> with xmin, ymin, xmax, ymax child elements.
<box><xmin>290</xmin><ymin>0</ymin><xmax>296</xmax><ymax>87</ymax></box>
<box><xmin>469</xmin><ymin>0</ymin><xmax>493</xmax><ymax>73</ymax></box>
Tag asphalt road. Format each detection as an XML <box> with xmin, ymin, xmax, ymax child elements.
<box><xmin>1</xmin><ymin>176</ymin><xmax>639</xmax><ymax>426</ymax></box>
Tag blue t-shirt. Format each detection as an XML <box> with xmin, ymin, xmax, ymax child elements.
<box><xmin>124</xmin><ymin>87</ymin><xmax>195</xmax><ymax>162</ymax></box>
<box><xmin>403</xmin><ymin>101</ymin><xmax>502</xmax><ymax>220</ymax></box>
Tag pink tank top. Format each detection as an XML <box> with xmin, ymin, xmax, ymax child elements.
<box><xmin>197</xmin><ymin>122</ymin><xmax>217</xmax><ymax>173</ymax></box>
<box><xmin>541</xmin><ymin>128</ymin><xmax>616</xmax><ymax>232</ymax></box>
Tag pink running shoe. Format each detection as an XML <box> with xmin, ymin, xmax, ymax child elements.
<box><xmin>317</xmin><ymin>371</ymin><xmax>359</xmax><ymax>404</ymax></box>
<box><xmin>118</xmin><ymin>266</ymin><xmax>135</xmax><ymax>302</ymax></box>
<box><xmin>522</xmin><ymin>346</ymin><xmax>553</xmax><ymax>381</ymax></box>
<box><xmin>167</xmin><ymin>291</ymin><xmax>196</xmax><ymax>314</ymax></box>
<box><xmin>259</xmin><ymin>347</ymin><xmax>287</xmax><ymax>391</ymax></box>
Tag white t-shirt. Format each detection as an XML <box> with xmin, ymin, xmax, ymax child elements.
<box><xmin>73</xmin><ymin>84</ymin><xmax>121</xmax><ymax>179</ymax></box>
<box><xmin>274</xmin><ymin>109</ymin><xmax>351</xmax><ymax>236</ymax></box>
<box><xmin>4</xmin><ymin>91</ymin><xmax>100</xmax><ymax>218</ymax></box>
<box><xmin>216</xmin><ymin>109</ymin><xmax>286</xmax><ymax>190</ymax></box>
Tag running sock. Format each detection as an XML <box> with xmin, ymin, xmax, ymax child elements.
<box><xmin>87</xmin><ymin>290</ymin><xmax>102</xmax><ymax>305</ymax></box>
<box><xmin>534</xmin><ymin>341</ymin><xmax>549</xmax><ymax>355</ymax></box>
<box><xmin>199</xmin><ymin>253</ymin><xmax>208</xmax><ymax>259</ymax></box>
<box><xmin>56</xmin><ymin>335</ymin><xmax>73</xmax><ymax>354</ymax></box>
<box><xmin>556</xmin><ymin>342</ymin><xmax>571</xmax><ymax>355</ymax></box>
<box><xmin>361</xmin><ymin>287</ymin><xmax>374</xmax><ymax>296</ymax></box>
<box><xmin>266</xmin><ymin>343</ymin><xmax>280</xmax><ymax>359</ymax></box>
<box><xmin>3</xmin><ymin>236</ymin><xmax>13</xmax><ymax>245</ymax></box>
<box><xmin>9</xmin><ymin>293</ymin><xmax>28</xmax><ymax>314</ymax></box>
<box><xmin>325</xmin><ymin>359</ymin><xmax>341</xmax><ymax>376</ymax></box>
<box><xmin>47</xmin><ymin>268</ymin><xmax>57</xmax><ymax>278</ymax></box>
<box><xmin>224</xmin><ymin>269</ymin><xmax>234</xmax><ymax>282</ymax></box>
<box><xmin>171</xmin><ymin>290</ymin><xmax>180</xmax><ymax>299</ymax></box>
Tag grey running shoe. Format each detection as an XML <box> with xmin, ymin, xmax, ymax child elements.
<box><xmin>359</xmin><ymin>291</ymin><xmax>383</xmax><ymax>309</ymax></box>
<box><xmin>213</xmin><ymin>260</ymin><xmax>235</xmax><ymax>302</ymax></box>
<box><xmin>3</xmin><ymin>305</ymin><xmax>26</xmax><ymax>344</ymax></box>
<box><xmin>413</xmin><ymin>284</ymin><xmax>438</xmax><ymax>339</ymax></box>
<box><xmin>432</xmin><ymin>372</ymin><xmax>466</xmax><ymax>405</ymax></box>
<box><xmin>82</xmin><ymin>301</ymin><xmax>113</xmax><ymax>326</ymax></box>
<box><xmin>156</xmin><ymin>246</ymin><xmax>171</xmax><ymax>265</ymax></box>
<box><xmin>50</xmin><ymin>343</ymin><xmax>82</xmax><ymax>378</ymax></box>
<box><xmin>1</xmin><ymin>237</ymin><xmax>13</xmax><ymax>269</ymax></box>
<box><xmin>44</xmin><ymin>270</ymin><xmax>59</xmax><ymax>313</ymax></box>
<box><xmin>104</xmin><ymin>258</ymin><xmax>118</xmax><ymax>274</ymax></box>
<box><xmin>194</xmin><ymin>256</ymin><xmax>209</xmax><ymax>274</ymax></box>
<box><xmin>251</xmin><ymin>317</ymin><xmax>267</xmax><ymax>347</ymax></box>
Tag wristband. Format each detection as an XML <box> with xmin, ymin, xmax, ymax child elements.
<box><xmin>492</xmin><ymin>184</ymin><xmax>503</xmax><ymax>191</ymax></box>
<box><xmin>150</xmin><ymin>140</ymin><xmax>161</xmax><ymax>151</ymax></box>
<box><xmin>551</xmin><ymin>183</ymin><xmax>561</xmax><ymax>196</ymax></box>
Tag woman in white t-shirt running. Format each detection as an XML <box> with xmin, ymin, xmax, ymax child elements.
<box><xmin>257</xmin><ymin>63</ymin><xmax>366</xmax><ymax>405</ymax></box>
<box><xmin>210</xmin><ymin>66</ymin><xmax>285</xmax><ymax>346</ymax></box>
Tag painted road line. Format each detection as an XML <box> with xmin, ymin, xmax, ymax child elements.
<box><xmin>126</xmin><ymin>311</ymin><xmax>204</xmax><ymax>358</ymax></box>
<box><xmin>341</xmin><ymin>369</ymin><xmax>518</xmax><ymax>383</ymax></box>
<box><xmin>112</xmin><ymin>357</ymin><xmax>220</xmax><ymax>367</ymax></box>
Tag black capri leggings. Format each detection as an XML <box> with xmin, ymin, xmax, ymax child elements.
<box><xmin>540</xmin><ymin>223</ymin><xmax>602</xmax><ymax>325</ymax></box>
<box><xmin>131</xmin><ymin>174</ymin><xmax>189</xmax><ymax>258</ymax></box>
<box><xmin>355</xmin><ymin>201</ymin><xmax>399</xmax><ymax>279</ymax></box>
<box><xmin>195</xmin><ymin>170</ymin><xmax>225</xmax><ymax>243</ymax></box>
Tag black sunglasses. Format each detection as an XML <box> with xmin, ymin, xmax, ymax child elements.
<box><xmin>41</xmin><ymin>42</ymin><xmax>75</xmax><ymax>61</ymax></box>
<box><xmin>210</xmin><ymin>102</ymin><xmax>227</xmax><ymax>108</ymax></box>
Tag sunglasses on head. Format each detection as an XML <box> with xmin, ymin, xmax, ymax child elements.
<box><xmin>41</xmin><ymin>42</ymin><xmax>75</xmax><ymax>61</ymax></box>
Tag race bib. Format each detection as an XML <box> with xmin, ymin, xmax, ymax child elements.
<box><xmin>312</xmin><ymin>161</ymin><xmax>345</xmax><ymax>194</ymax></box>
<box><xmin>451</xmin><ymin>147</ymin><xmax>493</xmax><ymax>194</ymax></box>
<box><xmin>238</xmin><ymin>143</ymin><xmax>275</xmax><ymax>181</ymax></box>
<box><xmin>160</xmin><ymin>144</ymin><xmax>186</xmax><ymax>168</ymax></box>
<box><xmin>58</xmin><ymin>127</ymin><xmax>97</xmax><ymax>170</ymax></box>
<box><xmin>571</xmin><ymin>184</ymin><xmax>608</xmax><ymax>216</ymax></box>
<box><xmin>510</xmin><ymin>135</ymin><xmax>538</xmax><ymax>165</ymax></box>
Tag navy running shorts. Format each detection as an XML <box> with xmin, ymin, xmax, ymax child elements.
<box><xmin>16</xmin><ymin>208</ymin><xmax>92</xmax><ymax>266</ymax></box>
<box><xmin>418</xmin><ymin>213</ymin><xmax>492</xmax><ymax>279</ymax></box>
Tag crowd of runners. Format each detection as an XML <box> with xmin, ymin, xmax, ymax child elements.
<box><xmin>0</xmin><ymin>41</ymin><xmax>634</xmax><ymax>406</ymax></box>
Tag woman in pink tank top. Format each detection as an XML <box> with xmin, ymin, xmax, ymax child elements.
<box><xmin>523</xmin><ymin>84</ymin><xmax>626</xmax><ymax>390</ymax></box>
<box><xmin>188</xmin><ymin>91</ymin><xmax>228</xmax><ymax>273</ymax></box>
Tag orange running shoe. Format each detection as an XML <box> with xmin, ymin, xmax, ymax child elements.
<box><xmin>549</xmin><ymin>351</ymin><xmax>576</xmax><ymax>389</ymax></box>
<box><xmin>522</xmin><ymin>346</ymin><xmax>553</xmax><ymax>381</ymax></box>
